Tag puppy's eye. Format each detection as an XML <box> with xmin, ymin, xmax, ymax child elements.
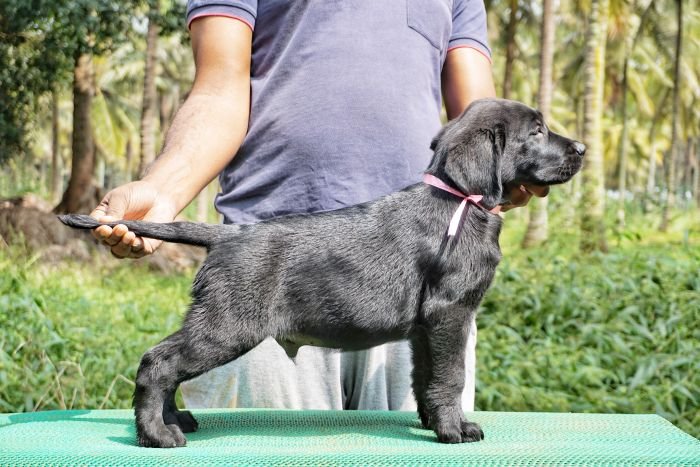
<box><xmin>531</xmin><ymin>125</ymin><xmax>544</xmax><ymax>136</ymax></box>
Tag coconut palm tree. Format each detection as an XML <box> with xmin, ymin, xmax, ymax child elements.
<box><xmin>580</xmin><ymin>0</ymin><xmax>610</xmax><ymax>252</ymax></box>
<box><xmin>660</xmin><ymin>0</ymin><xmax>684</xmax><ymax>231</ymax></box>
<box><xmin>502</xmin><ymin>0</ymin><xmax>519</xmax><ymax>100</ymax></box>
<box><xmin>138</xmin><ymin>0</ymin><xmax>160</xmax><ymax>177</ymax></box>
<box><xmin>50</xmin><ymin>87</ymin><xmax>62</xmax><ymax>203</ymax></box>
<box><xmin>612</xmin><ymin>0</ymin><xmax>655</xmax><ymax>227</ymax></box>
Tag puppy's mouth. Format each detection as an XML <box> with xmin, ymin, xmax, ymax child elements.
<box><xmin>533</xmin><ymin>159</ymin><xmax>583</xmax><ymax>186</ymax></box>
<box><xmin>555</xmin><ymin>159</ymin><xmax>584</xmax><ymax>183</ymax></box>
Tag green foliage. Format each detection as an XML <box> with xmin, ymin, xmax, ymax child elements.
<box><xmin>0</xmin><ymin>0</ymin><xmax>186</xmax><ymax>166</ymax></box>
<box><xmin>476</xmin><ymin>214</ymin><xmax>700</xmax><ymax>438</ymax></box>
<box><xmin>157</xmin><ymin>0</ymin><xmax>187</xmax><ymax>38</ymax></box>
<box><xmin>0</xmin><ymin>0</ymin><xmax>134</xmax><ymax>165</ymax></box>
<box><xmin>0</xmin><ymin>251</ymin><xmax>190</xmax><ymax>412</ymax></box>
<box><xmin>0</xmin><ymin>2</ymin><xmax>57</xmax><ymax>161</ymax></box>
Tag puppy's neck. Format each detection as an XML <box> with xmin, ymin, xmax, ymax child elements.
<box><xmin>414</xmin><ymin>183</ymin><xmax>503</xmax><ymax>241</ymax></box>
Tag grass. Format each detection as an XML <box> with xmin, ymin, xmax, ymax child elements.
<box><xmin>476</xmin><ymin>241</ymin><xmax>699</xmax><ymax>437</ymax></box>
<box><xmin>0</xmin><ymin>203</ymin><xmax>698</xmax><ymax>439</ymax></box>
<box><xmin>0</xmin><ymin>252</ymin><xmax>191</xmax><ymax>412</ymax></box>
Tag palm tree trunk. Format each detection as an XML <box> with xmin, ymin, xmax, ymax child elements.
<box><xmin>522</xmin><ymin>0</ymin><xmax>555</xmax><ymax>248</ymax></box>
<box><xmin>660</xmin><ymin>0</ymin><xmax>683</xmax><ymax>231</ymax></box>
<box><xmin>645</xmin><ymin>139</ymin><xmax>658</xmax><ymax>209</ymax></box>
<box><xmin>55</xmin><ymin>53</ymin><xmax>96</xmax><ymax>214</ymax></box>
<box><xmin>502</xmin><ymin>0</ymin><xmax>518</xmax><ymax>100</ymax></box>
<box><xmin>644</xmin><ymin>89</ymin><xmax>669</xmax><ymax>212</ymax></box>
<box><xmin>138</xmin><ymin>0</ymin><xmax>160</xmax><ymax>177</ymax></box>
<box><xmin>50</xmin><ymin>88</ymin><xmax>62</xmax><ymax>203</ymax></box>
<box><xmin>564</xmin><ymin>95</ymin><xmax>584</xmax><ymax>228</ymax></box>
<box><xmin>125</xmin><ymin>137</ymin><xmax>134</xmax><ymax>182</ymax></box>
<box><xmin>693</xmin><ymin>138</ymin><xmax>699</xmax><ymax>207</ymax></box>
<box><xmin>580</xmin><ymin>0</ymin><xmax>609</xmax><ymax>252</ymax></box>
<box><xmin>682</xmin><ymin>138</ymin><xmax>692</xmax><ymax>196</ymax></box>
<box><xmin>615</xmin><ymin>54</ymin><xmax>630</xmax><ymax>228</ymax></box>
<box><xmin>616</xmin><ymin>2</ymin><xmax>652</xmax><ymax>220</ymax></box>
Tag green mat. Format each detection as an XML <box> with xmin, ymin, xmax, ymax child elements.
<box><xmin>0</xmin><ymin>410</ymin><xmax>698</xmax><ymax>465</ymax></box>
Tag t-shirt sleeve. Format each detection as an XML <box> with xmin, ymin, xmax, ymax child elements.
<box><xmin>186</xmin><ymin>0</ymin><xmax>258</xmax><ymax>30</ymax></box>
<box><xmin>449</xmin><ymin>0</ymin><xmax>492</xmax><ymax>62</ymax></box>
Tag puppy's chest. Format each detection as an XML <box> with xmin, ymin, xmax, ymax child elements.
<box><xmin>431</xmin><ymin>238</ymin><xmax>502</xmax><ymax>298</ymax></box>
<box><xmin>455</xmin><ymin>248</ymin><xmax>500</xmax><ymax>284</ymax></box>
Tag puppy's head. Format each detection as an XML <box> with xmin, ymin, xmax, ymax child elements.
<box><xmin>426</xmin><ymin>98</ymin><xmax>585</xmax><ymax>209</ymax></box>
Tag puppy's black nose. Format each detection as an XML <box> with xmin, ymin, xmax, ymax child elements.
<box><xmin>572</xmin><ymin>142</ymin><xmax>586</xmax><ymax>156</ymax></box>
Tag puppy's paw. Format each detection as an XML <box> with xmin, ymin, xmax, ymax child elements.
<box><xmin>166</xmin><ymin>424</ymin><xmax>188</xmax><ymax>446</ymax></box>
<box><xmin>460</xmin><ymin>420</ymin><xmax>484</xmax><ymax>443</ymax></box>
<box><xmin>434</xmin><ymin>420</ymin><xmax>484</xmax><ymax>444</ymax></box>
<box><xmin>164</xmin><ymin>409</ymin><xmax>199</xmax><ymax>433</ymax></box>
<box><xmin>137</xmin><ymin>423</ymin><xmax>187</xmax><ymax>448</ymax></box>
<box><xmin>435</xmin><ymin>424</ymin><xmax>464</xmax><ymax>444</ymax></box>
<box><xmin>174</xmin><ymin>410</ymin><xmax>199</xmax><ymax>433</ymax></box>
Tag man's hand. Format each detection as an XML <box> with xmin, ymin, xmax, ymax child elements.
<box><xmin>88</xmin><ymin>16</ymin><xmax>253</xmax><ymax>260</ymax></box>
<box><xmin>90</xmin><ymin>181</ymin><xmax>177</xmax><ymax>259</ymax></box>
<box><xmin>500</xmin><ymin>184</ymin><xmax>550</xmax><ymax>212</ymax></box>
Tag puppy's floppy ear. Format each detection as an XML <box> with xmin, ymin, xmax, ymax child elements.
<box><xmin>428</xmin><ymin>123</ymin><xmax>505</xmax><ymax>209</ymax></box>
<box><xmin>430</xmin><ymin>126</ymin><xmax>448</xmax><ymax>151</ymax></box>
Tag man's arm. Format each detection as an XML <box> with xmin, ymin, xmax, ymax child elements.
<box><xmin>91</xmin><ymin>17</ymin><xmax>252</xmax><ymax>258</ymax></box>
<box><xmin>441</xmin><ymin>47</ymin><xmax>548</xmax><ymax>209</ymax></box>
<box><xmin>442</xmin><ymin>46</ymin><xmax>496</xmax><ymax>120</ymax></box>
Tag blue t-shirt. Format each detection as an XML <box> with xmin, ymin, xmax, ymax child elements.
<box><xmin>186</xmin><ymin>0</ymin><xmax>491</xmax><ymax>224</ymax></box>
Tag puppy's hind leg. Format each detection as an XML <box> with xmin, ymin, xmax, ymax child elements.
<box><xmin>133</xmin><ymin>314</ymin><xmax>264</xmax><ymax>448</ymax></box>
<box><xmin>133</xmin><ymin>330</ymin><xmax>189</xmax><ymax>448</ymax></box>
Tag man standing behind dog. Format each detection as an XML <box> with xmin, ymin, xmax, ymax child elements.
<box><xmin>90</xmin><ymin>1</ymin><xmax>545</xmax><ymax>412</ymax></box>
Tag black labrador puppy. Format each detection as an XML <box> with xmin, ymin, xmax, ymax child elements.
<box><xmin>60</xmin><ymin>98</ymin><xmax>585</xmax><ymax>448</ymax></box>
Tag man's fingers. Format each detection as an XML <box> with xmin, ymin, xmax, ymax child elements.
<box><xmin>90</xmin><ymin>202</ymin><xmax>111</xmax><ymax>241</ymax></box>
<box><xmin>91</xmin><ymin>198</ymin><xmax>121</xmax><ymax>242</ymax></box>
<box><xmin>500</xmin><ymin>184</ymin><xmax>551</xmax><ymax>212</ymax></box>
<box><xmin>524</xmin><ymin>185</ymin><xmax>550</xmax><ymax>197</ymax></box>
<box><xmin>127</xmin><ymin>238</ymin><xmax>148</xmax><ymax>259</ymax></box>
<box><xmin>104</xmin><ymin>224</ymin><xmax>128</xmax><ymax>246</ymax></box>
<box><xmin>91</xmin><ymin>192</ymin><xmax>128</xmax><ymax>228</ymax></box>
<box><xmin>500</xmin><ymin>186</ymin><xmax>530</xmax><ymax>212</ymax></box>
<box><xmin>110</xmin><ymin>249</ymin><xmax>128</xmax><ymax>260</ymax></box>
<box><xmin>92</xmin><ymin>224</ymin><xmax>112</xmax><ymax>241</ymax></box>
<box><xmin>110</xmin><ymin>231</ymin><xmax>136</xmax><ymax>258</ymax></box>
<box><xmin>111</xmin><ymin>231</ymin><xmax>154</xmax><ymax>259</ymax></box>
<box><xmin>100</xmin><ymin>226</ymin><xmax>160</xmax><ymax>259</ymax></box>
<box><xmin>141</xmin><ymin>237</ymin><xmax>162</xmax><ymax>256</ymax></box>
<box><xmin>511</xmin><ymin>186</ymin><xmax>532</xmax><ymax>207</ymax></box>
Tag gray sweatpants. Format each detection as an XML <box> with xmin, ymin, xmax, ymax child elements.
<box><xmin>181</xmin><ymin>318</ymin><xmax>477</xmax><ymax>411</ymax></box>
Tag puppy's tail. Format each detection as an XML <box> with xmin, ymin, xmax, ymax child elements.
<box><xmin>57</xmin><ymin>214</ymin><xmax>238</xmax><ymax>248</ymax></box>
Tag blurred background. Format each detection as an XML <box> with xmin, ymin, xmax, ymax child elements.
<box><xmin>0</xmin><ymin>1</ymin><xmax>698</xmax><ymax>438</ymax></box>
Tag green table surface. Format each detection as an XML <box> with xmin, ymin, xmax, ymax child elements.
<box><xmin>0</xmin><ymin>409</ymin><xmax>698</xmax><ymax>466</ymax></box>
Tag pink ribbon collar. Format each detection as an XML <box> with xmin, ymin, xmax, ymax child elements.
<box><xmin>423</xmin><ymin>173</ymin><xmax>500</xmax><ymax>237</ymax></box>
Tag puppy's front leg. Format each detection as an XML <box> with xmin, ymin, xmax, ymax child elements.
<box><xmin>423</xmin><ymin>312</ymin><xmax>484</xmax><ymax>443</ymax></box>
<box><xmin>409</xmin><ymin>328</ymin><xmax>431</xmax><ymax>429</ymax></box>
